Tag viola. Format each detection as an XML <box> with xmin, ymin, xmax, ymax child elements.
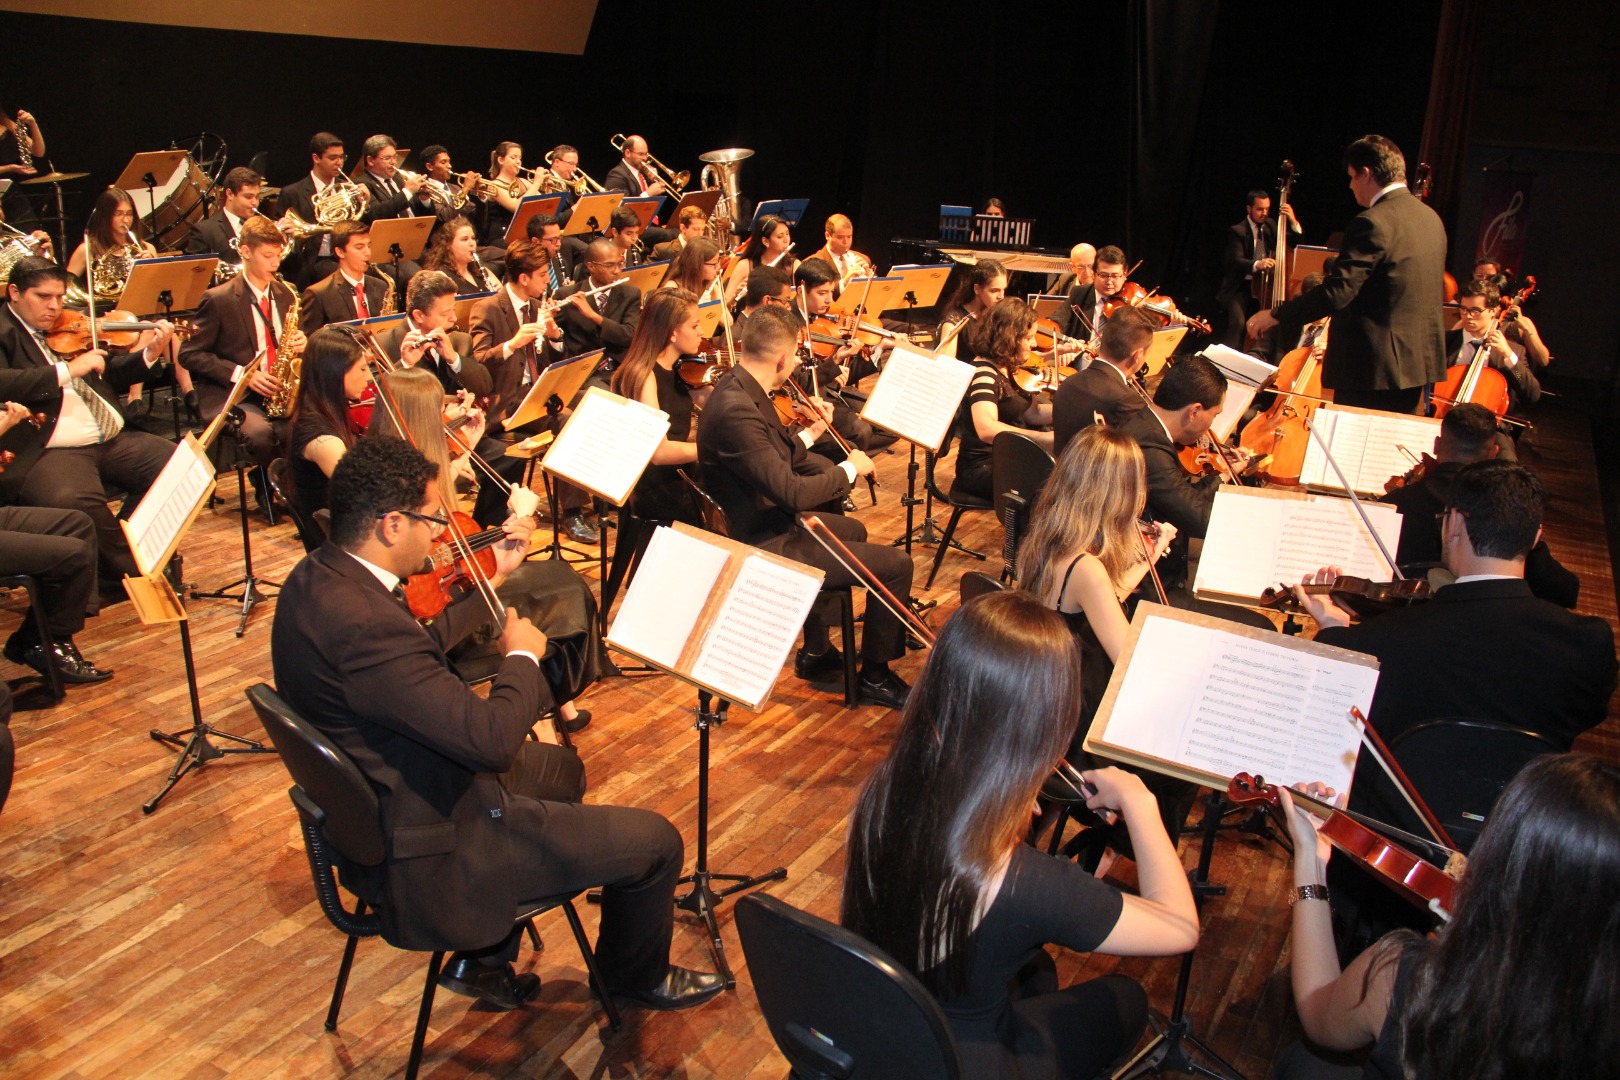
<box><xmin>44</xmin><ymin>309</ymin><xmax>191</xmax><ymax>359</ymax></box>
<box><xmin>400</xmin><ymin>509</ymin><xmax>504</xmax><ymax>619</ymax></box>
<box><xmin>1102</xmin><ymin>281</ymin><xmax>1214</xmax><ymax>336</ymax></box>
<box><xmin>1227</xmin><ymin>773</ymin><xmax>1462</xmax><ymax>921</ymax></box>
<box><xmin>1259</xmin><ymin>575</ymin><xmax>1431</xmax><ymax>619</ymax></box>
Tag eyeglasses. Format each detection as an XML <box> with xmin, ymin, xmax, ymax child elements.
<box><xmin>1095</xmin><ymin>271</ymin><xmax>1126</xmax><ymax>282</ymax></box>
<box><xmin>1458</xmin><ymin>305</ymin><xmax>1488</xmax><ymax>316</ymax></box>
<box><xmin>590</xmin><ymin>260</ymin><xmax>624</xmax><ymax>270</ymax></box>
<box><xmin>383</xmin><ymin>508</ymin><xmax>449</xmax><ymax>529</ymax></box>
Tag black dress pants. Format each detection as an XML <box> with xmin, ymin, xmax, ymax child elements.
<box><xmin>771</xmin><ymin>512</ymin><xmax>913</xmax><ymax>666</ymax></box>
<box><xmin>16</xmin><ymin>432</ymin><xmax>172</xmax><ymax>580</ymax></box>
<box><xmin>0</xmin><ymin>506</ymin><xmax>99</xmax><ymax>639</ymax></box>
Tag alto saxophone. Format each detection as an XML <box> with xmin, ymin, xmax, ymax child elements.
<box><xmin>373</xmin><ymin>269</ymin><xmax>397</xmax><ymax>317</ymax></box>
<box><xmin>263</xmin><ymin>278</ymin><xmax>304</xmax><ymax>418</ymax></box>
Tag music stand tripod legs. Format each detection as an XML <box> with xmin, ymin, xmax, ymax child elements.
<box><xmin>189</xmin><ymin>414</ymin><xmax>279</xmax><ymax>637</ymax></box>
<box><xmin>1113</xmin><ymin>792</ymin><xmax>1247</xmax><ymax>1080</ymax></box>
<box><xmin>674</xmin><ymin>690</ymin><xmax>787</xmax><ymax>987</ymax></box>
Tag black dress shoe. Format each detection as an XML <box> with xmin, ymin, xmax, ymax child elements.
<box><xmin>183</xmin><ymin>389</ymin><xmax>202</xmax><ymax>424</ymax></box>
<box><xmin>559</xmin><ymin>708</ymin><xmax>591</xmax><ymax>734</ymax></box>
<box><xmin>562</xmin><ymin>512</ymin><xmax>599</xmax><ymax>544</ymax></box>
<box><xmin>3</xmin><ymin>637</ymin><xmax>113</xmax><ymax>685</ymax></box>
<box><xmin>858</xmin><ymin>668</ymin><xmax>910</xmax><ymax>710</ymax></box>
<box><xmin>793</xmin><ymin>645</ymin><xmax>844</xmax><ymax>681</ymax></box>
<box><xmin>437</xmin><ymin>956</ymin><xmax>541</xmax><ymax>1010</ymax></box>
<box><xmin>612</xmin><ymin>965</ymin><xmax>726</xmax><ymax>1012</ymax></box>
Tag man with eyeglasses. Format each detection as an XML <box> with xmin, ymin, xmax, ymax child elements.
<box><xmin>272</xmin><ymin>435</ymin><xmax>725</xmax><ymax>1015</ymax></box>
<box><xmin>553</xmin><ymin>237</ymin><xmax>641</xmax><ymax>372</ymax></box>
<box><xmin>277</xmin><ymin>132</ymin><xmax>368</xmax><ymax>288</ymax></box>
<box><xmin>1444</xmin><ymin>277</ymin><xmax>1540</xmax><ymax>413</ymax></box>
<box><xmin>1057</xmin><ymin>245</ymin><xmax>1128</xmax><ymax>342</ymax></box>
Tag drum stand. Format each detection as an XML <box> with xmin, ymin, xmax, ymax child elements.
<box><xmin>189</xmin><ymin>411</ymin><xmax>279</xmax><ymax>637</ymax></box>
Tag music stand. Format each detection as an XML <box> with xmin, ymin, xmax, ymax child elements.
<box><xmin>118</xmin><ymin>255</ymin><xmax>216</xmax><ymax>317</ymax></box>
<box><xmin>750</xmin><ymin>198</ymin><xmax>809</xmax><ymax>229</ymax></box>
<box><xmin>620</xmin><ymin>260</ymin><xmax>671</xmax><ymax>297</ymax></box>
<box><xmin>695</xmin><ymin>298</ymin><xmax>727</xmax><ymax>337</ymax></box>
<box><xmin>884</xmin><ymin>264</ymin><xmax>953</xmax><ymax>311</ymax></box>
<box><xmin>454</xmin><ymin>290</ymin><xmax>495</xmax><ymax>332</ymax></box>
<box><xmin>115</xmin><ymin>150</ymin><xmax>190</xmax><ymax>232</ymax></box>
<box><xmin>673</xmin><ymin>189</ymin><xmax>721</xmax><ymax>219</ymax></box>
<box><xmin>1142</xmin><ymin>325</ymin><xmax>1189</xmax><ymax>379</ymax></box>
<box><xmin>505</xmin><ymin>194</ymin><xmax>567</xmax><ymax>244</ymax></box>
<box><xmin>336</xmin><ymin>312</ymin><xmax>408</xmax><ymax>334</ymax></box>
<box><xmin>369</xmin><ymin>215</ymin><xmax>434</xmax><ymax>297</ymax></box>
<box><xmin>563</xmin><ymin>193</ymin><xmax>625</xmax><ymax>236</ymax></box>
<box><xmin>620</xmin><ymin>195</ymin><xmax>664</xmax><ymax>232</ymax></box>
<box><xmin>504</xmin><ymin>350</ymin><xmax>600</xmax><ymax>561</ymax></box>
<box><xmin>1029</xmin><ymin>293</ymin><xmax>1068</xmax><ymax>319</ymax></box>
<box><xmin>188</xmin><ymin>375</ymin><xmax>279</xmax><ymax>637</ymax></box>
<box><xmin>827</xmin><ymin>275</ymin><xmax>908</xmax><ymax>318</ymax></box>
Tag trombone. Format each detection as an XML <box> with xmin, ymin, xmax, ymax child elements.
<box><xmin>540</xmin><ymin>150</ymin><xmax>605</xmax><ymax>195</ymax></box>
<box><xmin>609</xmin><ymin>133</ymin><xmax>689</xmax><ymax>195</ymax></box>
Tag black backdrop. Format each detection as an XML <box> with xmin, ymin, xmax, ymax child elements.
<box><xmin>4</xmin><ymin>0</ymin><xmax>1440</xmax><ymax>321</ymax></box>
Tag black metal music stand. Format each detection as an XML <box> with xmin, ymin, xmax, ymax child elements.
<box><xmin>1113</xmin><ymin>792</ymin><xmax>1247</xmax><ymax>1079</ymax></box>
<box><xmin>675</xmin><ymin>690</ymin><xmax>787</xmax><ymax>987</ymax></box>
<box><xmin>189</xmin><ymin>411</ymin><xmax>279</xmax><ymax>636</ymax></box>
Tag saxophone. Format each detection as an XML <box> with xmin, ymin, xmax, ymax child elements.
<box><xmin>372</xmin><ymin>269</ymin><xmax>397</xmax><ymax>317</ymax></box>
<box><xmin>263</xmin><ymin>277</ymin><xmax>303</xmax><ymax>418</ymax></box>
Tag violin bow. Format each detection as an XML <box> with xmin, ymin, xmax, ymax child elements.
<box><xmin>1135</xmin><ymin>519</ymin><xmax>1170</xmax><ymax>605</ymax></box>
<box><xmin>1301</xmin><ymin>416</ymin><xmax>1403</xmax><ymax>579</ymax></box>
<box><xmin>1345</xmin><ymin>707</ymin><xmax>1457</xmax><ymax>852</ymax></box>
<box><xmin>935</xmin><ymin>310</ymin><xmax>976</xmax><ymax>353</ymax></box>
<box><xmin>799</xmin><ymin>513</ymin><xmax>933</xmax><ymax>645</ymax></box>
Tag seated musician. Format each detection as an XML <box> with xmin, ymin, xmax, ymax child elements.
<box><xmin>1295</xmin><ymin>460</ymin><xmax>1617</xmax><ymax>957</ymax></box>
<box><xmin>0</xmin><ymin>256</ymin><xmax>176</xmax><ymax>583</ymax></box>
<box><xmin>354</xmin><ymin>136</ymin><xmax>426</xmax><ymax>291</ymax></box>
<box><xmin>1051</xmin><ymin>306</ymin><xmax>1156</xmax><ymax>455</ymax></box>
<box><xmin>523</xmin><ymin>213</ymin><xmax>569</xmax><ymax>292</ymax></box>
<box><xmin>1117</xmin><ymin>354</ymin><xmax>1228</xmax><ymax>547</ymax></box>
<box><xmin>1056</xmin><ymin>245</ymin><xmax>1129</xmax><ymax>343</ymax></box>
<box><xmin>415</xmin><ymin>144</ymin><xmax>480</xmax><ymax>235</ymax></box>
<box><xmin>468</xmin><ymin>238</ymin><xmax>565</xmax><ymax>431</ymax></box>
<box><xmin>1471</xmin><ymin>255</ymin><xmax>1502</xmax><ymax>280</ymax></box>
<box><xmin>0</xmin><ymin>408</ymin><xmax>111</xmax><ymax>686</ymax></box>
<box><xmin>649</xmin><ymin>205</ymin><xmax>707</xmax><ymax>262</ymax></box>
<box><xmin>478</xmin><ymin>141</ymin><xmax>543</xmax><ymax>250</ymax></box>
<box><xmin>186</xmin><ymin>167</ymin><xmax>281</xmax><ymax>273</ymax></box>
<box><xmin>1051</xmin><ymin>242</ymin><xmax>1096</xmax><ymax>298</ymax></box>
<box><xmin>284</xmin><ymin>327</ymin><xmax>368</xmax><ymax>528</ymax></box>
<box><xmin>661</xmin><ymin>238</ymin><xmax>721</xmax><ymax>299</ymax></box>
<box><xmin>1446</xmin><ymin>277</ymin><xmax>1540</xmax><ymax>413</ymax></box>
<box><xmin>1215</xmin><ymin>188</ymin><xmax>1301</xmax><ymax>348</ymax></box>
<box><xmin>793</xmin><ymin>257</ymin><xmax>889</xmax><ymax>453</ymax></box>
<box><xmin>299</xmin><ymin>221</ymin><xmax>390</xmax><ymax>336</ymax></box>
<box><xmin>953</xmin><ymin>298</ymin><xmax>1054</xmax><ymax>501</ymax></box>
<box><xmin>584</xmin><ymin>207</ymin><xmax>645</xmax><ymax>278</ymax></box>
<box><xmin>807</xmin><ymin>213</ymin><xmax>874</xmax><ymax>289</ymax></box>
<box><xmin>1384</xmin><ymin>402</ymin><xmax>1577</xmax><ymax>606</ymax></box>
<box><xmin>695</xmin><ymin>305</ymin><xmax>912</xmax><ymax>709</ymax></box>
<box><xmin>733</xmin><ymin>214</ymin><xmax>797</xmax><ymax>286</ymax></box>
<box><xmin>1018</xmin><ymin>428</ymin><xmax>1183</xmax><ymax>851</ymax></box>
<box><xmin>0</xmin><ymin>202</ymin><xmax>53</xmax><ymax>262</ymax></box>
<box><xmin>372</xmin><ymin>270</ymin><xmax>492</xmax><ymax>398</ymax></box>
<box><xmin>419</xmin><ymin>215</ymin><xmax>499</xmax><ymax>296</ymax></box>
<box><xmin>277</xmin><ymin>132</ymin><xmax>365</xmax><ymax>288</ymax></box>
<box><xmin>608</xmin><ymin>289</ymin><xmax>705</xmax><ymax>527</ymax></box>
<box><xmin>841</xmin><ymin>590</ymin><xmax>1198</xmax><ymax>1080</ymax></box>
<box><xmin>935</xmin><ymin>258</ymin><xmax>1006</xmax><ymax>358</ymax></box>
<box><xmin>1269</xmin><ymin>754</ymin><xmax>1620</xmax><ymax>1080</ymax></box>
<box><xmin>552</xmin><ymin>238</ymin><xmax>641</xmax><ymax>377</ymax></box>
<box><xmin>734</xmin><ymin>265</ymin><xmax>793</xmax><ymax>334</ymax></box>
<box><xmin>180</xmin><ymin>216</ymin><xmax>308</xmax><ymax>513</ymax></box>
<box><xmin>270</xmin><ymin>434</ymin><xmax>722</xmax><ymax>1013</ymax></box>
<box><xmin>603</xmin><ymin>135</ymin><xmax>666</xmax><ymax>200</ymax></box>
<box><xmin>1485</xmin><ymin>272</ymin><xmax>1553</xmax><ymax>371</ymax></box>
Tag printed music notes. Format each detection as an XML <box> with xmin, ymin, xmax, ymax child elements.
<box><xmin>121</xmin><ymin>434</ymin><xmax>215</xmax><ymax>578</ymax></box>
<box><xmin>858</xmin><ymin>343</ymin><xmax>975</xmax><ymax>452</ymax></box>
<box><xmin>540</xmin><ymin>385</ymin><xmax>669</xmax><ymax>506</ymax></box>
<box><xmin>1299</xmin><ymin>405</ymin><xmax>1442</xmax><ymax>496</ymax></box>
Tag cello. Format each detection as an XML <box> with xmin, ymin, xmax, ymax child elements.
<box><xmin>1429</xmin><ymin>277</ymin><xmax>1537</xmax><ymax>421</ymax></box>
<box><xmin>1237</xmin><ymin>317</ymin><xmax>1331</xmax><ymax>485</ymax></box>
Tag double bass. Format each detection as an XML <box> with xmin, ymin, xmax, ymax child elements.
<box><xmin>1250</xmin><ymin>160</ymin><xmax>1297</xmax><ymax>308</ymax></box>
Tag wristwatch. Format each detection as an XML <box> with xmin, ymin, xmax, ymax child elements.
<box><xmin>1289</xmin><ymin>884</ymin><xmax>1331</xmax><ymax>907</ymax></box>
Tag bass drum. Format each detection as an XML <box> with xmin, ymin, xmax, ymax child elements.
<box><xmin>136</xmin><ymin>156</ymin><xmax>217</xmax><ymax>252</ymax></box>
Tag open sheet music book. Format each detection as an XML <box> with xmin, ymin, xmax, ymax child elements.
<box><xmin>121</xmin><ymin>434</ymin><xmax>216</xmax><ymax>579</ymax></box>
<box><xmin>1194</xmin><ymin>487</ymin><xmax>1403</xmax><ymax>604</ymax></box>
<box><xmin>858</xmin><ymin>343</ymin><xmax>975</xmax><ymax>452</ymax></box>
<box><xmin>1299</xmin><ymin>405</ymin><xmax>1442</xmax><ymax>497</ymax></box>
<box><xmin>540</xmin><ymin>386</ymin><xmax>669</xmax><ymax>506</ymax></box>
<box><xmin>1084</xmin><ymin>603</ymin><xmax>1374</xmax><ymax>795</ymax></box>
<box><xmin>606</xmin><ymin>523</ymin><xmax>824</xmax><ymax>711</ymax></box>
<box><xmin>1199</xmin><ymin>344</ymin><xmax>1278</xmax><ymax>443</ymax></box>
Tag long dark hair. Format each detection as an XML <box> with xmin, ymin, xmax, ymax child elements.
<box><xmin>841</xmin><ymin>591</ymin><xmax>1082</xmax><ymax>998</ymax></box>
<box><xmin>421</xmin><ymin>215</ymin><xmax>475</xmax><ymax>276</ymax></box>
<box><xmin>1397</xmin><ymin>753</ymin><xmax>1620</xmax><ymax>1080</ymax></box>
<box><xmin>665</xmin><ymin>238</ymin><xmax>719</xmax><ymax>295</ymax></box>
<box><xmin>740</xmin><ymin>214</ymin><xmax>788</xmax><ymax>261</ymax></box>
<box><xmin>613</xmin><ymin>288</ymin><xmax>696</xmax><ymax>401</ymax></box>
<box><xmin>87</xmin><ymin>187</ymin><xmax>138</xmax><ymax>255</ymax></box>
<box><xmin>288</xmin><ymin>327</ymin><xmax>363</xmax><ymax>450</ymax></box>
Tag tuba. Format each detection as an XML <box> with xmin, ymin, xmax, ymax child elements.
<box><xmin>699</xmin><ymin>148</ymin><xmax>753</xmax><ymax>235</ymax></box>
<box><xmin>262</xmin><ymin>277</ymin><xmax>304</xmax><ymax>418</ymax></box>
<box><xmin>311</xmin><ymin>173</ymin><xmax>368</xmax><ymax>225</ymax></box>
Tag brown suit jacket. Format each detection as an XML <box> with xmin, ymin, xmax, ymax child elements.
<box><xmin>371</xmin><ymin>320</ymin><xmax>491</xmax><ymax>398</ymax></box>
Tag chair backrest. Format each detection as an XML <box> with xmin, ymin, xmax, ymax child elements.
<box><xmin>1385</xmin><ymin>718</ymin><xmax>1562</xmax><ymax>854</ymax></box>
<box><xmin>268</xmin><ymin>457</ymin><xmax>327</xmax><ymax>553</ymax></box>
<box><xmin>959</xmin><ymin>570</ymin><xmax>1005</xmax><ymax>607</ymax></box>
<box><xmin>736</xmin><ymin>894</ymin><xmax>962</xmax><ymax>1080</ymax></box>
<box><xmin>245</xmin><ymin>683</ymin><xmax>385</xmax><ymax>868</ymax></box>
<box><xmin>990</xmin><ymin>430</ymin><xmax>1055</xmax><ymax>520</ymax></box>
<box><xmin>678</xmin><ymin>469</ymin><xmax>731</xmax><ymax>538</ymax></box>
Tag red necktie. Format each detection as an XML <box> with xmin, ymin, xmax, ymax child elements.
<box><xmin>259</xmin><ymin>295</ymin><xmax>278</xmax><ymax>371</ymax></box>
<box><xmin>354</xmin><ymin>282</ymin><xmax>369</xmax><ymax>319</ymax></box>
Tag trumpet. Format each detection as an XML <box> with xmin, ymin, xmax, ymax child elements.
<box><xmin>470</xmin><ymin>175</ymin><xmax>527</xmax><ymax>201</ymax></box>
<box><xmin>403</xmin><ymin>169</ymin><xmax>469</xmax><ymax>210</ymax></box>
<box><xmin>609</xmin><ymin>133</ymin><xmax>689</xmax><ymax>195</ymax></box>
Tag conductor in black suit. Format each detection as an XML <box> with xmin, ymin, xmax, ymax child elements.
<box><xmin>270</xmin><ymin>436</ymin><xmax>724</xmax><ymax>1012</ymax></box>
<box><xmin>1249</xmin><ymin>135</ymin><xmax>1448</xmax><ymax>414</ymax></box>
<box><xmin>0</xmin><ymin>258</ymin><xmax>176</xmax><ymax>582</ymax></box>
<box><xmin>695</xmin><ymin>306</ymin><xmax>913</xmax><ymax>710</ymax></box>
<box><xmin>1216</xmin><ymin>189</ymin><xmax>1301</xmax><ymax>347</ymax></box>
<box><xmin>1052</xmin><ymin>307</ymin><xmax>1155</xmax><ymax>455</ymax></box>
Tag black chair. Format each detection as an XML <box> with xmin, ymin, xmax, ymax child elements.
<box><xmin>958</xmin><ymin>570</ymin><xmax>1004</xmax><ymax>607</ymax></box>
<box><xmin>679</xmin><ymin>471</ymin><xmax>858</xmax><ymax>706</ymax></box>
<box><xmin>0</xmin><ymin>574</ymin><xmax>64</xmax><ymax>703</ymax></box>
<box><xmin>990</xmin><ymin>431</ymin><xmax>1055</xmax><ymax>583</ymax></box>
<box><xmin>1384</xmin><ymin>717</ymin><xmax>1562</xmax><ymax>854</ymax></box>
<box><xmin>923</xmin><ymin>429</ymin><xmax>991</xmax><ymax>589</ymax></box>
<box><xmin>736</xmin><ymin>894</ymin><xmax>963</xmax><ymax>1079</ymax></box>
<box><xmin>267</xmin><ymin>458</ymin><xmax>325</xmax><ymax>553</ymax></box>
<box><xmin>244</xmin><ymin>684</ymin><xmax>622</xmax><ymax>1079</ymax></box>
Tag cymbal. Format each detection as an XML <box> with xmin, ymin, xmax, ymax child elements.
<box><xmin>20</xmin><ymin>171</ymin><xmax>89</xmax><ymax>185</ymax></box>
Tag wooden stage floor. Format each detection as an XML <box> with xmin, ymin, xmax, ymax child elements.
<box><xmin>1</xmin><ymin>401</ymin><xmax>1615</xmax><ymax>1079</ymax></box>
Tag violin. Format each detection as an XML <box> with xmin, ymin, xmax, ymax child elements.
<box><xmin>1383</xmin><ymin>451</ymin><xmax>1437</xmax><ymax>494</ymax></box>
<box><xmin>1102</xmin><ymin>281</ymin><xmax>1214</xmax><ymax>336</ymax></box>
<box><xmin>400</xmin><ymin>508</ymin><xmax>503</xmax><ymax>619</ymax></box>
<box><xmin>1176</xmin><ymin>430</ymin><xmax>1252</xmax><ymax>481</ymax></box>
<box><xmin>776</xmin><ymin>375</ymin><xmax>878</xmax><ymax>504</ymax></box>
<box><xmin>44</xmin><ymin>309</ymin><xmax>189</xmax><ymax>359</ymax></box>
<box><xmin>1259</xmin><ymin>575</ymin><xmax>1431</xmax><ymax>618</ymax></box>
<box><xmin>675</xmin><ymin>342</ymin><xmax>736</xmax><ymax>389</ymax></box>
<box><xmin>1227</xmin><ymin>773</ymin><xmax>1462</xmax><ymax>921</ymax></box>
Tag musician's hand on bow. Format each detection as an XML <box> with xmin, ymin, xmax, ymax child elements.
<box><xmin>498</xmin><ymin>608</ymin><xmax>548</xmax><ymax>660</ymax></box>
<box><xmin>1279</xmin><ymin>782</ymin><xmax>1341</xmax><ymax>873</ymax></box>
<box><xmin>1255</xmin><ymin>257</ymin><xmax>1277</xmax><ymax>272</ymax></box>
<box><xmin>1147</xmin><ymin>520</ymin><xmax>1178</xmax><ymax>561</ymax></box>
<box><xmin>1291</xmin><ymin>565</ymin><xmax>1353</xmax><ymax>629</ymax></box>
<box><xmin>846</xmin><ymin>448</ymin><xmax>876</xmax><ymax>478</ymax></box>
<box><xmin>1246</xmin><ymin>308</ymin><xmax>1280</xmax><ymax>338</ymax></box>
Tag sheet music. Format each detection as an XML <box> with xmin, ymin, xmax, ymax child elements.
<box><xmin>859</xmin><ymin>344</ymin><xmax>975</xmax><ymax>451</ymax></box>
<box><xmin>1200</xmin><ymin>345</ymin><xmax>1277</xmax><ymax>442</ymax></box>
<box><xmin>690</xmin><ymin>554</ymin><xmax>822</xmax><ymax>710</ymax></box>
<box><xmin>123</xmin><ymin>438</ymin><xmax>214</xmax><ymax>576</ymax></box>
<box><xmin>606</xmin><ymin>526</ymin><xmax>728</xmax><ymax>668</ymax></box>
<box><xmin>541</xmin><ymin>386</ymin><xmax>669</xmax><ymax>506</ymax></box>
<box><xmin>1096</xmin><ymin>614</ymin><xmax>1370</xmax><ymax>792</ymax></box>
<box><xmin>1299</xmin><ymin>407</ymin><xmax>1442</xmax><ymax>495</ymax></box>
<box><xmin>1195</xmin><ymin>490</ymin><xmax>1403</xmax><ymax>600</ymax></box>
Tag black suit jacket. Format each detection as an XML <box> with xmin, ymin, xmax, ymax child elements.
<box><xmin>1119</xmin><ymin>406</ymin><xmax>1220</xmax><ymax>539</ymax></box>
<box><xmin>300</xmin><ymin>271</ymin><xmax>390</xmax><ymax>336</ymax></box>
<box><xmin>356</xmin><ymin>171</ymin><xmax>425</xmax><ymax>224</ymax></box>
<box><xmin>372</xmin><ymin>320</ymin><xmax>490</xmax><ymax>398</ymax></box>
<box><xmin>0</xmin><ymin>306</ymin><xmax>153</xmax><ymax>500</ymax></box>
<box><xmin>695</xmin><ymin>365</ymin><xmax>852</xmax><ymax>547</ymax></box>
<box><xmin>1052</xmin><ymin>361</ymin><xmax>1145</xmax><ymax>456</ymax></box>
<box><xmin>275</xmin><ymin>174</ymin><xmax>325</xmax><ymax>283</ymax></box>
<box><xmin>270</xmin><ymin>543</ymin><xmax>552</xmax><ymax>951</ymax></box>
<box><xmin>179</xmin><ymin>276</ymin><xmax>298</xmax><ymax>418</ymax></box>
<box><xmin>1271</xmin><ymin>188</ymin><xmax>1447</xmax><ymax>393</ymax></box>
<box><xmin>552</xmin><ymin>280</ymin><xmax>641</xmax><ymax>364</ymax></box>
<box><xmin>186</xmin><ymin>213</ymin><xmax>242</xmax><ymax>264</ymax></box>
<box><xmin>1055</xmin><ymin>283</ymin><xmax>1102</xmax><ymax>341</ymax></box>
<box><xmin>603</xmin><ymin>161</ymin><xmax>649</xmax><ymax>196</ymax></box>
<box><xmin>1442</xmin><ymin>328</ymin><xmax>1539</xmax><ymax>408</ymax></box>
<box><xmin>1216</xmin><ymin>219</ymin><xmax>1279</xmax><ymax>303</ymax></box>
